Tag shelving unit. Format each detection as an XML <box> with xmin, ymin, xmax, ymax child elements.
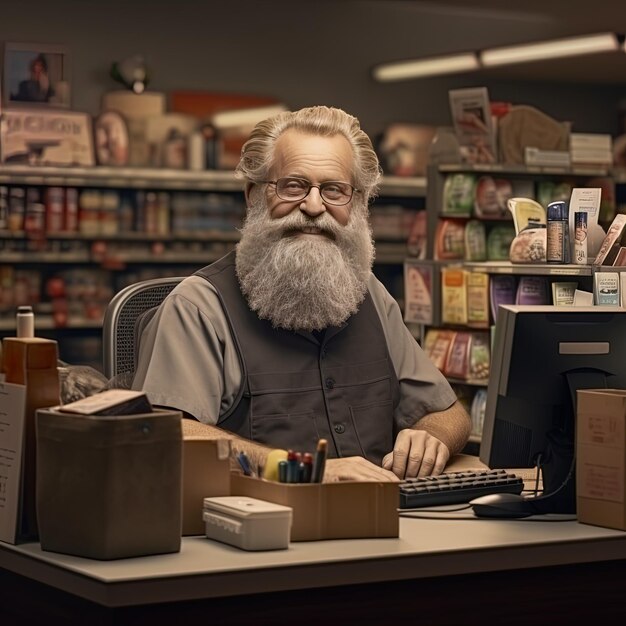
<box><xmin>0</xmin><ymin>165</ymin><xmax>425</xmax><ymax>368</ymax></box>
<box><xmin>416</xmin><ymin>162</ymin><xmax>619</xmax><ymax>447</ymax></box>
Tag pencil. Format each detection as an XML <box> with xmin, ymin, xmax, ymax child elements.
<box><xmin>311</xmin><ymin>439</ymin><xmax>327</xmax><ymax>483</ymax></box>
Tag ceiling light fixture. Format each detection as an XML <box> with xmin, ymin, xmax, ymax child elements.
<box><xmin>372</xmin><ymin>52</ymin><xmax>480</xmax><ymax>82</ymax></box>
<box><xmin>480</xmin><ymin>32</ymin><xmax>620</xmax><ymax>67</ymax></box>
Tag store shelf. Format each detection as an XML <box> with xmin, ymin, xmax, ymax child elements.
<box><xmin>438</xmin><ymin>163</ymin><xmax>610</xmax><ymax>177</ymax></box>
<box><xmin>0</xmin><ymin>165</ymin><xmax>426</xmax><ymax>197</ymax></box>
<box><xmin>0</xmin><ymin>229</ymin><xmax>241</xmax><ymax>242</ymax></box>
<box><xmin>378</xmin><ymin>175</ymin><xmax>426</xmax><ymax>197</ymax></box>
<box><xmin>463</xmin><ymin>261</ymin><xmax>594</xmax><ymax>276</ymax></box>
<box><xmin>0</xmin><ymin>165</ymin><xmax>245</xmax><ymax>192</ymax></box>
<box><xmin>0</xmin><ymin>316</ymin><xmax>102</xmax><ymax>331</ymax></box>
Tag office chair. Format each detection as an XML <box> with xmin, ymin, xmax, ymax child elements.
<box><xmin>102</xmin><ymin>276</ymin><xmax>184</xmax><ymax>380</ymax></box>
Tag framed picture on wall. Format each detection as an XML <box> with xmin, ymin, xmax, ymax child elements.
<box><xmin>2</xmin><ymin>42</ymin><xmax>71</xmax><ymax>108</ymax></box>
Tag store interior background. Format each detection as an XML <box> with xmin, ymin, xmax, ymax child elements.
<box><xmin>3</xmin><ymin>0</ymin><xmax>626</xmax><ymax>136</ymax></box>
<box><xmin>3</xmin><ymin>0</ymin><xmax>626</xmax><ymax>373</ymax></box>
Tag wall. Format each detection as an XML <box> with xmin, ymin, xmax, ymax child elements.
<box><xmin>0</xmin><ymin>0</ymin><xmax>623</xmax><ymax>138</ymax></box>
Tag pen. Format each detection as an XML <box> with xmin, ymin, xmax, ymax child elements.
<box><xmin>237</xmin><ymin>451</ymin><xmax>254</xmax><ymax>477</ymax></box>
<box><xmin>311</xmin><ymin>439</ymin><xmax>327</xmax><ymax>483</ymax></box>
<box><xmin>278</xmin><ymin>460</ymin><xmax>288</xmax><ymax>483</ymax></box>
<box><xmin>300</xmin><ymin>452</ymin><xmax>313</xmax><ymax>483</ymax></box>
<box><xmin>286</xmin><ymin>450</ymin><xmax>300</xmax><ymax>483</ymax></box>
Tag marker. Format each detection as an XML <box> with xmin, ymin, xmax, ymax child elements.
<box><xmin>311</xmin><ymin>439</ymin><xmax>327</xmax><ymax>483</ymax></box>
<box><xmin>300</xmin><ymin>452</ymin><xmax>313</xmax><ymax>483</ymax></box>
<box><xmin>286</xmin><ymin>450</ymin><xmax>300</xmax><ymax>483</ymax></box>
<box><xmin>278</xmin><ymin>460</ymin><xmax>288</xmax><ymax>483</ymax></box>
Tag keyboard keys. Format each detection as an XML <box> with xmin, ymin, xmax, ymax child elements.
<box><xmin>399</xmin><ymin>469</ymin><xmax>524</xmax><ymax>509</ymax></box>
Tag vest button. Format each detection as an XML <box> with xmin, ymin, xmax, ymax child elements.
<box><xmin>325</xmin><ymin>377</ymin><xmax>335</xmax><ymax>389</ymax></box>
<box><xmin>334</xmin><ymin>423</ymin><xmax>345</xmax><ymax>434</ymax></box>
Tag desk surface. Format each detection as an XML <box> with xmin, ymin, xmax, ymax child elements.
<box><xmin>1</xmin><ymin>511</ymin><xmax>625</xmax><ymax>608</ymax></box>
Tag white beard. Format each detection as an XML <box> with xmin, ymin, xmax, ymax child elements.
<box><xmin>235</xmin><ymin>198</ymin><xmax>375</xmax><ymax>331</ymax></box>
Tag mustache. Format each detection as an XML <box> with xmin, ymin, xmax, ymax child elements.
<box><xmin>246</xmin><ymin>210</ymin><xmax>345</xmax><ymax>241</ymax></box>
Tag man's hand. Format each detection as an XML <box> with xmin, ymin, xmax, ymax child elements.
<box><xmin>382</xmin><ymin>429</ymin><xmax>450</xmax><ymax>479</ymax></box>
<box><xmin>324</xmin><ymin>456</ymin><xmax>399</xmax><ymax>482</ymax></box>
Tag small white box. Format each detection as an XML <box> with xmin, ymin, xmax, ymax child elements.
<box><xmin>202</xmin><ymin>496</ymin><xmax>292</xmax><ymax>551</ymax></box>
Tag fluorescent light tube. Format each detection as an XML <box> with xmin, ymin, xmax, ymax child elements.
<box><xmin>211</xmin><ymin>104</ymin><xmax>288</xmax><ymax>129</ymax></box>
<box><xmin>481</xmin><ymin>32</ymin><xmax>619</xmax><ymax>67</ymax></box>
<box><xmin>373</xmin><ymin>52</ymin><xmax>479</xmax><ymax>82</ymax></box>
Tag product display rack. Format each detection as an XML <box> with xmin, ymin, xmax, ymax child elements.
<box><xmin>0</xmin><ymin>165</ymin><xmax>425</xmax><ymax>368</ymax></box>
<box><xmin>416</xmin><ymin>162</ymin><xmax>618</xmax><ymax>446</ymax></box>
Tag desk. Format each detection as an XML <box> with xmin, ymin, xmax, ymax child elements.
<box><xmin>1</xmin><ymin>512</ymin><xmax>626</xmax><ymax>624</ymax></box>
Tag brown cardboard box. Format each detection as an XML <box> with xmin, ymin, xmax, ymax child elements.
<box><xmin>576</xmin><ymin>389</ymin><xmax>626</xmax><ymax>530</ymax></box>
<box><xmin>3</xmin><ymin>337</ymin><xmax>59</xmax><ymax>539</ymax></box>
<box><xmin>230</xmin><ymin>474</ymin><xmax>399</xmax><ymax>541</ymax></box>
<box><xmin>36</xmin><ymin>407</ymin><xmax>182</xmax><ymax>559</ymax></box>
<box><xmin>181</xmin><ymin>419</ymin><xmax>231</xmax><ymax>535</ymax></box>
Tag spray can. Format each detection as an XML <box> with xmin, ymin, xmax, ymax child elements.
<box><xmin>574</xmin><ymin>211</ymin><xmax>588</xmax><ymax>265</ymax></box>
<box><xmin>546</xmin><ymin>201</ymin><xmax>568</xmax><ymax>264</ymax></box>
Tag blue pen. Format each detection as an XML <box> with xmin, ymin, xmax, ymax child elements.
<box><xmin>237</xmin><ymin>451</ymin><xmax>254</xmax><ymax>476</ymax></box>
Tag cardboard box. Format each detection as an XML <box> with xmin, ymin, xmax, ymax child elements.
<box><xmin>36</xmin><ymin>407</ymin><xmax>182</xmax><ymax>559</ymax></box>
<box><xmin>576</xmin><ymin>389</ymin><xmax>626</xmax><ymax>530</ymax></box>
<box><xmin>2</xmin><ymin>337</ymin><xmax>60</xmax><ymax>540</ymax></box>
<box><xmin>230</xmin><ymin>474</ymin><xmax>399</xmax><ymax>541</ymax></box>
<box><xmin>181</xmin><ymin>419</ymin><xmax>231</xmax><ymax>535</ymax></box>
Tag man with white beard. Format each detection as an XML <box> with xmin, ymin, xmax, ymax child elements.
<box><xmin>133</xmin><ymin>106</ymin><xmax>470</xmax><ymax>482</ymax></box>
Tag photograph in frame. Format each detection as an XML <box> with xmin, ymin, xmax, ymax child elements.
<box><xmin>3</xmin><ymin>42</ymin><xmax>70</xmax><ymax>108</ymax></box>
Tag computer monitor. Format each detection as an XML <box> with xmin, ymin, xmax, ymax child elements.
<box><xmin>479</xmin><ymin>305</ymin><xmax>626</xmax><ymax>515</ymax></box>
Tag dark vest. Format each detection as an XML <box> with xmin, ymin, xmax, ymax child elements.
<box><xmin>195</xmin><ymin>252</ymin><xmax>400</xmax><ymax>465</ymax></box>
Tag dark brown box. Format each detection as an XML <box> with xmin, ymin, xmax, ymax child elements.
<box><xmin>36</xmin><ymin>408</ymin><xmax>182</xmax><ymax>560</ymax></box>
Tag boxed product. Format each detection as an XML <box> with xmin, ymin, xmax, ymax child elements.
<box><xmin>203</xmin><ymin>496</ymin><xmax>292</xmax><ymax>551</ymax></box>
<box><xmin>36</xmin><ymin>407</ymin><xmax>183</xmax><ymax>559</ymax></box>
<box><xmin>3</xmin><ymin>337</ymin><xmax>60</xmax><ymax>540</ymax></box>
<box><xmin>576</xmin><ymin>389</ymin><xmax>626</xmax><ymax>531</ymax></box>
<box><xmin>441</xmin><ymin>267</ymin><xmax>468</xmax><ymax>325</ymax></box>
<box><xmin>230</xmin><ymin>474</ymin><xmax>399</xmax><ymax>541</ymax></box>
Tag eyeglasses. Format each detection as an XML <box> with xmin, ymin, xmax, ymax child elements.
<box><xmin>261</xmin><ymin>177</ymin><xmax>359</xmax><ymax>206</ymax></box>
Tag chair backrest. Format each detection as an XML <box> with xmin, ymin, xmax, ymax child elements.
<box><xmin>102</xmin><ymin>276</ymin><xmax>184</xmax><ymax>380</ymax></box>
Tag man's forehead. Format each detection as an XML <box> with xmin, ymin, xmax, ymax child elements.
<box><xmin>272</xmin><ymin>129</ymin><xmax>354</xmax><ymax>175</ymax></box>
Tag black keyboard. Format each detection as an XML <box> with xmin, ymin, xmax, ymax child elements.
<box><xmin>399</xmin><ymin>468</ymin><xmax>524</xmax><ymax>509</ymax></box>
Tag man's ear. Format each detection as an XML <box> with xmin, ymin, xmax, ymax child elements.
<box><xmin>244</xmin><ymin>181</ymin><xmax>256</xmax><ymax>206</ymax></box>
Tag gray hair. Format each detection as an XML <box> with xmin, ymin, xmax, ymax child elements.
<box><xmin>235</xmin><ymin>105</ymin><xmax>381</xmax><ymax>203</ymax></box>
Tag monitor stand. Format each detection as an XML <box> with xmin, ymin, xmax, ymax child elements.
<box><xmin>524</xmin><ymin>368</ymin><xmax>609</xmax><ymax>515</ymax></box>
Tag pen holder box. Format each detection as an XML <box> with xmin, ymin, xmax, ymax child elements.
<box><xmin>230</xmin><ymin>473</ymin><xmax>399</xmax><ymax>541</ymax></box>
<box><xmin>35</xmin><ymin>407</ymin><xmax>182</xmax><ymax>560</ymax></box>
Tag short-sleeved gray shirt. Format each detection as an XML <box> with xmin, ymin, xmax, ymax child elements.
<box><xmin>132</xmin><ymin>273</ymin><xmax>457</xmax><ymax>427</ymax></box>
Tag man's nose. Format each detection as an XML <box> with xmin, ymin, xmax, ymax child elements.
<box><xmin>299</xmin><ymin>186</ymin><xmax>326</xmax><ymax>217</ymax></box>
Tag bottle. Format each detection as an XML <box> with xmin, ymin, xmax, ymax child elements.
<box><xmin>546</xmin><ymin>201</ymin><xmax>568</xmax><ymax>264</ymax></box>
<box><xmin>574</xmin><ymin>211</ymin><xmax>588</xmax><ymax>265</ymax></box>
<box><xmin>187</xmin><ymin>131</ymin><xmax>205</xmax><ymax>171</ymax></box>
<box><xmin>16</xmin><ymin>305</ymin><xmax>35</xmax><ymax>338</ymax></box>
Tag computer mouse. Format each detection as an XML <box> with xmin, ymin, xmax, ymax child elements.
<box><xmin>469</xmin><ymin>492</ymin><xmax>535</xmax><ymax>519</ymax></box>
